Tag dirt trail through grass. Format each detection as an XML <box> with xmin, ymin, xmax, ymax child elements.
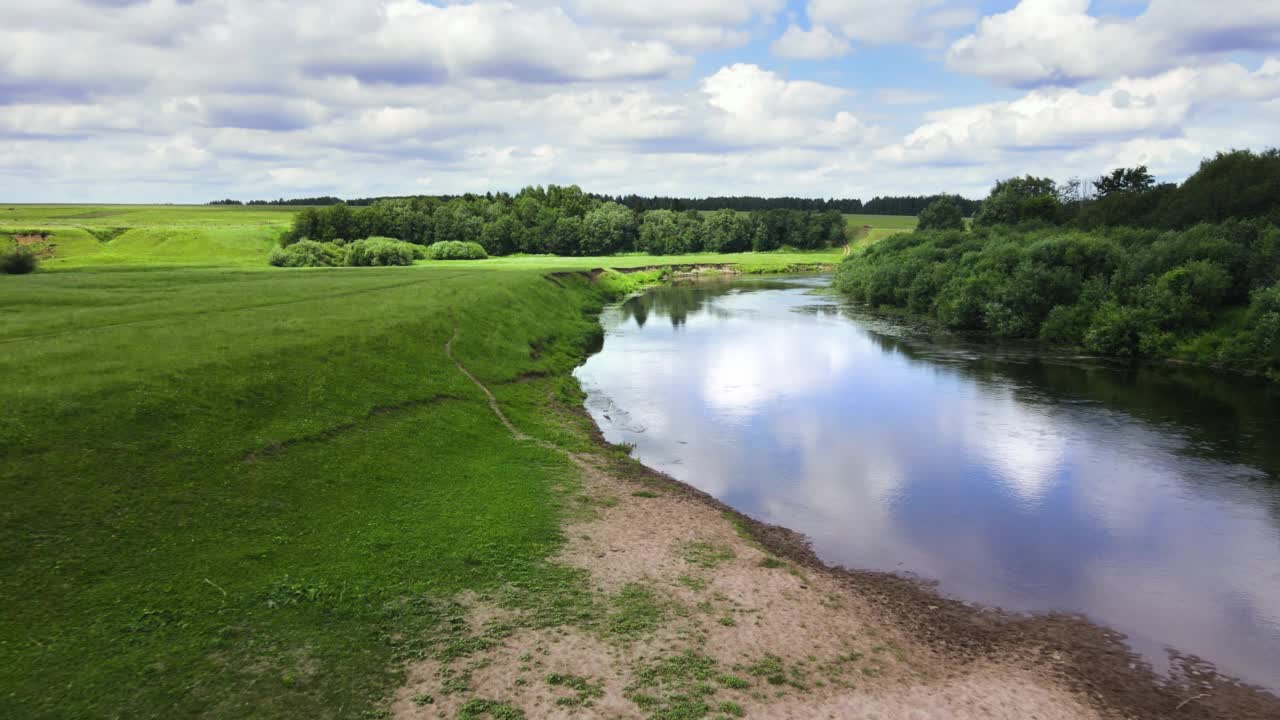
<box><xmin>447</xmin><ymin>325</ymin><xmax>532</xmax><ymax>442</ymax></box>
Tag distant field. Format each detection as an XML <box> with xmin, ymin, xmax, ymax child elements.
<box><xmin>1</xmin><ymin>204</ymin><xmax>886</xmax><ymax>268</ymax></box>
<box><xmin>843</xmin><ymin>213</ymin><xmax>918</xmax><ymax>230</ymax></box>
<box><xmin>1</xmin><ymin>204</ymin><xmax>295</xmax><ymax>267</ymax></box>
<box><xmin>844</xmin><ymin>213</ymin><xmax>916</xmax><ymax>249</ymax></box>
<box><xmin>0</xmin><ymin>203</ymin><xmax>300</xmax><ymax>227</ymax></box>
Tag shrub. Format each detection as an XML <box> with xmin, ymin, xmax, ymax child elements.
<box><xmin>344</xmin><ymin>238</ymin><xmax>418</xmax><ymax>266</ymax></box>
<box><xmin>1084</xmin><ymin>302</ymin><xmax>1154</xmax><ymax>357</ymax></box>
<box><xmin>426</xmin><ymin>240</ymin><xmax>488</xmax><ymax>260</ymax></box>
<box><xmin>1</xmin><ymin>247</ymin><xmax>38</xmax><ymax>274</ymax></box>
<box><xmin>268</xmin><ymin>240</ymin><xmax>343</xmax><ymax>268</ymax></box>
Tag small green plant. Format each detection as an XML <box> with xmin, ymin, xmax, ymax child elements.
<box><xmin>718</xmin><ymin>615</ymin><xmax>736</xmax><ymax>627</ymax></box>
<box><xmin>718</xmin><ymin>674</ymin><xmax>749</xmax><ymax>689</ymax></box>
<box><xmin>718</xmin><ymin>700</ymin><xmax>745</xmax><ymax>717</ymax></box>
<box><xmin>605</xmin><ymin>583</ymin><xmax>666</xmax><ymax>640</ymax></box>
<box><xmin>0</xmin><ymin>247</ymin><xmax>38</xmax><ymax>274</ymax></box>
<box><xmin>631</xmin><ymin>490</ymin><xmax>659</xmax><ymax>498</ymax></box>
<box><xmin>268</xmin><ymin>239</ymin><xmax>342</xmax><ymax>267</ymax></box>
<box><xmin>457</xmin><ymin>698</ymin><xmax>525</xmax><ymax>719</ymax></box>
<box><xmin>757</xmin><ymin>557</ymin><xmax>784</xmax><ymax>569</ymax></box>
<box><xmin>675</xmin><ymin>575</ymin><xmax>707</xmax><ymax>591</ymax></box>
<box><xmin>426</xmin><ymin>240</ymin><xmax>488</xmax><ymax>260</ymax></box>
<box><xmin>344</xmin><ymin>237</ymin><xmax>418</xmax><ymax>266</ymax></box>
<box><xmin>546</xmin><ymin>673</ymin><xmax>604</xmax><ymax>707</ymax></box>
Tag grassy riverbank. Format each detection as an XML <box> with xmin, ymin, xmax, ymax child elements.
<box><xmin>0</xmin><ymin>247</ymin><xmax>843</xmax><ymax>718</ymax></box>
<box><xmin>0</xmin><ymin>264</ymin><xmax>610</xmax><ymax>717</ymax></box>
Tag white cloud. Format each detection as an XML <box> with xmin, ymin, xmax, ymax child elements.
<box><xmin>770</xmin><ymin>24</ymin><xmax>851</xmax><ymax>59</ymax></box>
<box><xmin>573</xmin><ymin>0</ymin><xmax>783</xmax><ymax>27</ymax></box>
<box><xmin>947</xmin><ymin>0</ymin><xmax>1280</xmax><ymax>87</ymax></box>
<box><xmin>572</xmin><ymin>0</ymin><xmax>783</xmax><ymax>50</ymax></box>
<box><xmin>808</xmin><ymin>0</ymin><xmax>976</xmax><ymax>46</ymax></box>
<box><xmin>0</xmin><ymin>0</ymin><xmax>1277</xmax><ymax>203</ymax></box>
<box><xmin>883</xmin><ymin>60</ymin><xmax>1280</xmax><ymax>165</ymax></box>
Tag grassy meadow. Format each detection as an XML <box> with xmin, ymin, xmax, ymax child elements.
<box><xmin>0</xmin><ymin>204</ymin><xmax>894</xmax><ymax>718</ymax></box>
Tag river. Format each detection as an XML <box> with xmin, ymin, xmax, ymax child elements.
<box><xmin>573</xmin><ymin>274</ymin><xmax>1280</xmax><ymax>691</ymax></box>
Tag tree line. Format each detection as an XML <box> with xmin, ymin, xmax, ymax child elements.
<box><xmin>214</xmin><ymin>192</ymin><xmax>979</xmax><ymax>216</ymax></box>
<box><xmin>837</xmin><ymin>148</ymin><xmax>1280</xmax><ymax>378</ymax></box>
<box><xmin>279</xmin><ymin>185</ymin><xmax>848</xmax><ymax>257</ymax></box>
<box><xmin>959</xmin><ymin>149</ymin><xmax>1280</xmax><ymax>231</ymax></box>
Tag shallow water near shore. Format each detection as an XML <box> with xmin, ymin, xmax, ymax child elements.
<box><xmin>574</xmin><ymin>274</ymin><xmax>1280</xmax><ymax>691</ymax></box>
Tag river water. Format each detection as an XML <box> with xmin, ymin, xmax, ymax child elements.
<box><xmin>573</xmin><ymin>275</ymin><xmax>1280</xmax><ymax>691</ymax></box>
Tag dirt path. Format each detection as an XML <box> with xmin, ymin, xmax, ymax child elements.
<box><xmin>393</xmin><ymin>328</ymin><xmax>1280</xmax><ymax>719</ymax></box>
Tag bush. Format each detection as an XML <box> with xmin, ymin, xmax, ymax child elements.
<box><xmin>1083</xmin><ymin>302</ymin><xmax>1153</xmax><ymax>357</ymax></box>
<box><xmin>1</xmin><ymin>248</ymin><xmax>39</xmax><ymax>274</ymax></box>
<box><xmin>268</xmin><ymin>240</ymin><xmax>343</xmax><ymax>268</ymax></box>
<box><xmin>425</xmin><ymin>241</ymin><xmax>488</xmax><ymax>260</ymax></box>
<box><xmin>344</xmin><ymin>237</ymin><xmax>418</xmax><ymax>266</ymax></box>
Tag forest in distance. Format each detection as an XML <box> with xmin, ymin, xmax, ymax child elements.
<box><xmin>276</xmin><ymin>190</ymin><xmax>849</xmax><ymax>263</ymax></box>
<box><xmin>211</xmin><ymin>192</ymin><xmax>981</xmax><ymax>217</ymax></box>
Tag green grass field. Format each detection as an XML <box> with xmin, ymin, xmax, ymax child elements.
<box><xmin>1</xmin><ymin>204</ymin><xmax>294</xmax><ymax>267</ymax></box>
<box><xmin>0</xmin><ymin>205</ymin><xmax>863</xmax><ymax>719</ymax></box>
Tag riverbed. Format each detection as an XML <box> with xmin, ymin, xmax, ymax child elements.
<box><xmin>574</xmin><ymin>274</ymin><xmax>1280</xmax><ymax>691</ymax></box>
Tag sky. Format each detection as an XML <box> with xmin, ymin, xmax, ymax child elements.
<box><xmin>1</xmin><ymin>0</ymin><xmax>1278</xmax><ymax>203</ymax></box>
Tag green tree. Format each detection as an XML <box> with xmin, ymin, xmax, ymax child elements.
<box><xmin>916</xmin><ymin>197</ymin><xmax>965</xmax><ymax>231</ymax></box>
<box><xmin>1093</xmin><ymin>166</ymin><xmax>1155</xmax><ymax>197</ymax></box>
<box><xmin>581</xmin><ymin>202</ymin><xmax>637</xmax><ymax>255</ymax></box>
<box><xmin>973</xmin><ymin>176</ymin><xmax>1061</xmax><ymax>227</ymax></box>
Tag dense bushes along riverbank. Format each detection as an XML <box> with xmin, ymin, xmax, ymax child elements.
<box><xmin>281</xmin><ymin>185</ymin><xmax>847</xmax><ymax>258</ymax></box>
<box><xmin>836</xmin><ymin>222</ymin><xmax>1280</xmax><ymax>378</ymax></box>
<box><xmin>837</xmin><ymin>148</ymin><xmax>1280</xmax><ymax>378</ymax></box>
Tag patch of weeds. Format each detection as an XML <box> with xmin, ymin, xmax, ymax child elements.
<box><xmin>717</xmin><ymin>616</ymin><xmax>735</xmax><ymax>627</ymax></box>
<box><xmin>576</xmin><ymin>494</ymin><xmax>619</xmax><ymax>509</ymax></box>
<box><xmin>631</xmin><ymin>491</ymin><xmax>659</xmax><ymax>498</ymax></box>
<box><xmin>547</xmin><ymin>673</ymin><xmax>605</xmax><ymax>708</ymax></box>
<box><xmin>696</xmin><ymin>600</ymin><xmax>714</xmax><ymax>614</ymax></box>
<box><xmin>717</xmin><ymin>700</ymin><xmax>745</xmax><ymax>717</ymax></box>
<box><xmin>676</xmin><ymin>541</ymin><xmax>735</xmax><ymax>569</ymax></box>
<box><xmin>412</xmin><ymin>693</ymin><xmax>434</xmax><ymax>706</ymax></box>
<box><xmin>757</xmin><ymin>557</ymin><xmax>785</xmax><ymax>569</ymax></box>
<box><xmin>493</xmin><ymin>566</ymin><xmax>597</xmax><ymax>631</ymax></box>
<box><xmin>676</xmin><ymin>575</ymin><xmax>707</xmax><ymax>591</ymax></box>
<box><xmin>605</xmin><ymin>583</ymin><xmax>667</xmax><ymax>641</ymax></box>
<box><xmin>626</xmin><ymin>650</ymin><xmax>722</xmax><ymax>719</ymax></box>
<box><xmin>458</xmin><ymin>698</ymin><xmax>526</xmax><ymax>720</ymax></box>
<box><xmin>717</xmin><ymin>674</ymin><xmax>749</xmax><ymax>689</ymax></box>
<box><xmin>438</xmin><ymin>666</ymin><xmax>472</xmax><ymax>695</ymax></box>
<box><xmin>819</xmin><ymin>652</ymin><xmax>863</xmax><ymax>678</ymax></box>
<box><xmin>743</xmin><ymin>654</ymin><xmax>806</xmax><ymax>690</ymax></box>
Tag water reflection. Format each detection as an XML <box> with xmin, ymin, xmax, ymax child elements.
<box><xmin>574</xmin><ymin>276</ymin><xmax>1280</xmax><ymax>691</ymax></box>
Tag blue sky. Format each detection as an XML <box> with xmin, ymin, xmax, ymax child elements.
<box><xmin>1</xmin><ymin>0</ymin><xmax>1277</xmax><ymax>202</ymax></box>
